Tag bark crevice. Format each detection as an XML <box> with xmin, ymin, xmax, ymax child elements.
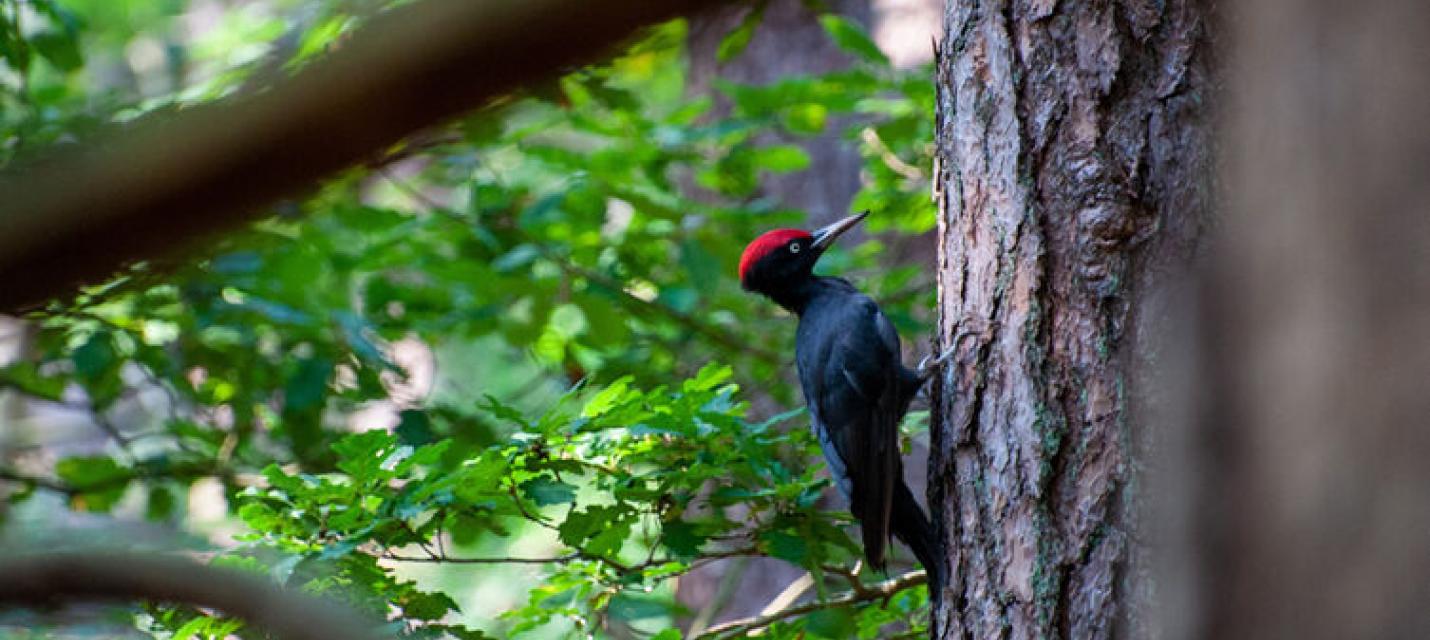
<box><xmin>930</xmin><ymin>0</ymin><xmax>1212</xmax><ymax>637</ymax></box>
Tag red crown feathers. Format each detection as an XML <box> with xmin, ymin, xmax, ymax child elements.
<box><xmin>738</xmin><ymin>229</ymin><xmax>812</xmax><ymax>283</ymax></box>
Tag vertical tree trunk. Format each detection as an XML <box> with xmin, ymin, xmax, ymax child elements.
<box><xmin>1202</xmin><ymin>2</ymin><xmax>1430</xmax><ymax>637</ymax></box>
<box><xmin>928</xmin><ymin>2</ymin><xmax>1212</xmax><ymax>638</ymax></box>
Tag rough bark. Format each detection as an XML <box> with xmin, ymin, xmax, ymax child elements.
<box><xmin>1201</xmin><ymin>1</ymin><xmax>1430</xmax><ymax>637</ymax></box>
<box><xmin>928</xmin><ymin>1</ymin><xmax>1213</xmax><ymax>638</ymax></box>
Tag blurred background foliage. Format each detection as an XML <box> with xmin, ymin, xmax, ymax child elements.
<box><xmin>0</xmin><ymin>0</ymin><xmax>937</xmax><ymax>637</ymax></box>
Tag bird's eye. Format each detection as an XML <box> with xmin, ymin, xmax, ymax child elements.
<box><xmin>789</xmin><ymin>242</ymin><xmax>802</xmax><ymax>254</ymax></box>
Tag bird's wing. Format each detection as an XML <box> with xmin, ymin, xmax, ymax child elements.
<box><xmin>809</xmin><ymin>297</ymin><xmax>903</xmax><ymax>568</ymax></box>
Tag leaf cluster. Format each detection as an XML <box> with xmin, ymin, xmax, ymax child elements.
<box><xmin>0</xmin><ymin>3</ymin><xmax>936</xmax><ymax>638</ymax></box>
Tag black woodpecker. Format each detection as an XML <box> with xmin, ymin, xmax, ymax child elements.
<box><xmin>738</xmin><ymin>211</ymin><xmax>946</xmax><ymax>590</ymax></box>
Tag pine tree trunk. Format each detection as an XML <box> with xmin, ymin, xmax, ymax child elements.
<box><xmin>928</xmin><ymin>2</ymin><xmax>1213</xmax><ymax>638</ymax></box>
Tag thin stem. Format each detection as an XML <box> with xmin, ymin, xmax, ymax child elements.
<box><xmin>532</xmin><ymin>245</ymin><xmax>784</xmax><ymax>365</ymax></box>
<box><xmin>695</xmin><ymin>569</ymin><xmax>927</xmax><ymax>640</ymax></box>
<box><xmin>506</xmin><ymin>482</ymin><xmax>558</xmax><ymax>530</ymax></box>
<box><xmin>383</xmin><ymin>552</ymin><xmax>580</xmax><ymax>565</ymax></box>
<box><xmin>378</xmin><ymin>169</ymin><xmax>786</xmax><ymax>367</ymax></box>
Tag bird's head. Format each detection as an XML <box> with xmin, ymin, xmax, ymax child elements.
<box><xmin>738</xmin><ymin>211</ymin><xmax>867</xmax><ymax>303</ymax></box>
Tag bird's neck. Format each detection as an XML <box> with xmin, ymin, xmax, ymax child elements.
<box><xmin>768</xmin><ymin>276</ymin><xmax>842</xmax><ymax>316</ymax></box>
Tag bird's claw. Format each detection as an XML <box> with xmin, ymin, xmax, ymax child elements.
<box><xmin>917</xmin><ymin>347</ymin><xmax>957</xmax><ymax>378</ymax></box>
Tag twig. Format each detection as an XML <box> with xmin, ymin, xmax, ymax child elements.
<box><xmin>382</xmin><ymin>166</ymin><xmax>786</xmax><ymax>367</ymax></box>
<box><xmin>435</xmin><ymin>509</ymin><xmax>448</xmax><ymax>558</ymax></box>
<box><xmin>759</xmin><ymin>572</ymin><xmax>814</xmax><ymax>616</ymax></box>
<box><xmin>89</xmin><ymin>408</ymin><xmax>134</xmax><ymax>458</ymax></box>
<box><xmin>397</xmin><ymin>520</ymin><xmax>440</xmax><ymax>559</ymax></box>
<box><xmin>821</xmin><ymin>561</ymin><xmax>873</xmax><ymax>597</ymax></box>
<box><xmin>383</xmin><ymin>552</ymin><xmax>580</xmax><ymax>564</ymax></box>
<box><xmin>506</xmin><ymin>481</ymin><xmax>558</xmax><ymax>530</ymax></box>
<box><xmin>532</xmin><ymin>245</ymin><xmax>785</xmax><ymax>365</ymax></box>
<box><xmin>695</xmin><ymin>569</ymin><xmax>927</xmax><ymax>639</ymax></box>
<box><xmin>0</xmin><ymin>468</ymin><xmax>74</xmax><ymax>494</ymax></box>
<box><xmin>686</xmin><ymin>556</ymin><xmax>752</xmax><ymax>637</ymax></box>
<box><xmin>0</xmin><ymin>461</ymin><xmax>242</xmax><ymax>496</ymax></box>
<box><xmin>860</xmin><ymin>127</ymin><xmax>924</xmax><ymax>181</ymax></box>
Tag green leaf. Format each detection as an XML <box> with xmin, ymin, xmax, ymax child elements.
<box><xmin>55</xmin><ymin>456</ymin><xmax>127</xmax><ymax>490</ymax></box>
<box><xmin>284</xmin><ymin>356</ymin><xmax>332</xmax><ymax>413</ymax></box>
<box><xmin>71</xmin><ymin>332</ymin><xmax>115</xmax><ymax>379</ymax></box>
<box><xmin>684</xmin><ymin>362</ymin><xmax>733</xmax><ymax>393</ymax></box>
<box><xmin>717</xmin><ymin>2</ymin><xmax>766</xmax><ymax>62</ymax></box>
<box><xmin>661</xmin><ymin>520</ymin><xmax>706</xmax><ymax>559</ymax></box>
<box><xmin>752</xmin><ymin>144</ymin><xmax>811</xmax><ymax>173</ymax></box>
<box><xmin>582</xmin><ymin>376</ymin><xmax>633</xmax><ymax>418</ymax></box>
<box><xmin>146</xmin><ymin>486</ymin><xmax>175</xmax><ymax>521</ymax></box>
<box><xmin>292</xmin><ymin>14</ymin><xmax>351</xmax><ymax>63</ymax></box>
<box><xmin>0</xmin><ymin>363</ymin><xmax>67</xmax><ymax>401</ymax></box>
<box><xmin>170</xmin><ymin>616</ymin><xmax>214</xmax><ymax>640</ymax></box>
<box><xmin>479</xmin><ymin>395</ymin><xmax>532</xmax><ymax>430</ymax></box>
<box><xmin>819</xmin><ymin>15</ymin><xmax>889</xmax><ymax>66</ymax></box>
<box><xmin>573</xmin><ymin>292</ymin><xmax>630</xmax><ymax>345</ymax></box>
<box><xmin>585</xmin><ymin>516</ymin><xmax>633</xmax><ymax>557</ymax></box>
<box><xmin>55</xmin><ymin>456</ymin><xmax>130</xmax><ymax>512</ymax></box>
<box><xmin>401</xmin><ymin>590</ymin><xmax>460</xmax><ymax>621</ymax></box>
<box><xmin>520</xmin><ymin>475</ymin><xmax>577</xmax><ymax>506</ymax></box>
<box><xmin>493</xmin><ymin>245</ymin><xmax>540</xmax><ymax>272</ymax></box>
<box><xmin>442</xmin><ymin>626</ymin><xmax>497</xmax><ymax>640</ymax></box>
<box><xmin>760</xmin><ymin>529</ymin><xmax>809</xmax><ymax>565</ymax></box>
<box><xmin>333</xmin><ymin>430</ymin><xmax>398</xmax><ymax>479</ymax></box>
<box><xmin>30</xmin><ymin>29</ymin><xmax>81</xmax><ymax>71</ymax></box>
<box><xmin>608</xmin><ymin>593</ymin><xmax>670</xmax><ymax>621</ymax></box>
<box><xmin>558</xmin><ymin>504</ymin><xmax>626</xmax><ymax>551</ymax></box>
<box><xmin>782</xmin><ymin>103</ymin><xmax>829</xmax><ymax>134</ymax></box>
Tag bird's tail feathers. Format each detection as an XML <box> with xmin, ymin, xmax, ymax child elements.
<box><xmin>891</xmin><ymin>481</ymin><xmax>944</xmax><ymax>593</ymax></box>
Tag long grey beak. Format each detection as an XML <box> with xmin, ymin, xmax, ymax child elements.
<box><xmin>810</xmin><ymin>211</ymin><xmax>868</xmax><ymax>250</ymax></box>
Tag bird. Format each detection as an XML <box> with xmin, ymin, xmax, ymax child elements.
<box><xmin>738</xmin><ymin>210</ymin><xmax>948</xmax><ymax>591</ymax></box>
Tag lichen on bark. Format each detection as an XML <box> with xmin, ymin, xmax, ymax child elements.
<box><xmin>928</xmin><ymin>1</ymin><xmax>1213</xmax><ymax>638</ymax></box>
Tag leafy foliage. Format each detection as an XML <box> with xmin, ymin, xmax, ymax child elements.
<box><xmin>0</xmin><ymin>1</ymin><xmax>936</xmax><ymax>638</ymax></box>
<box><xmin>202</xmin><ymin>365</ymin><xmax>858</xmax><ymax>638</ymax></box>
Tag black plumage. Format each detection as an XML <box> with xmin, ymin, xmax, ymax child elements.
<box><xmin>739</xmin><ymin>212</ymin><xmax>943</xmax><ymax>589</ymax></box>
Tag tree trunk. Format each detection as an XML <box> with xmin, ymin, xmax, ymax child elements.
<box><xmin>1201</xmin><ymin>1</ymin><xmax>1430</xmax><ymax>637</ymax></box>
<box><xmin>928</xmin><ymin>2</ymin><xmax>1213</xmax><ymax>638</ymax></box>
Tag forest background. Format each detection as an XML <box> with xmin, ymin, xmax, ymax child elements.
<box><xmin>0</xmin><ymin>0</ymin><xmax>947</xmax><ymax>638</ymax></box>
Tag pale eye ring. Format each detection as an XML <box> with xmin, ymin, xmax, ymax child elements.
<box><xmin>789</xmin><ymin>242</ymin><xmax>802</xmax><ymax>254</ymax></box>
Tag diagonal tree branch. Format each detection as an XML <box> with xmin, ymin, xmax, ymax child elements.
<box><xmin>0</xmin><ymin>552</ymin><xmax>386</xmax><ymax>640</ymax></box>
<box><xmin>0</xmin><ymin>0</ymin><xmax>726</xmax><ymax>312</ymax></box>
<box><xmin>695</xmin><ymin>569</ymin><xmax>927</xmax><ymax>639</ymax></box>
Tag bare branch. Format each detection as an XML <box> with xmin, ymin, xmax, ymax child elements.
<box><xmin>0</xmin><ymin>552</ymin><xmax>386</xmax><ymax>640</ymax></box>
<box><xmin>383</xmin><ymin>552</ymin><xmax>580</xmax><ymax>565</ymax></box>
<box><xmin>0</xmin><ymin>461</ymin><xmax>247</xmax><ymax>496</ymax></box>
<box><xmin>0</xmin><ymin>0</ymin><xmax>727</xmax><ymax>311</ymax></box>
<box><xmin>695</xmin><ymin>569</ymin><xmax>927</xmax><ymax>640</ymax></box>
<box><xmin>0</xmin><ymin>468</ymin><xmax>73</xmax><ymax>494</ymax></box>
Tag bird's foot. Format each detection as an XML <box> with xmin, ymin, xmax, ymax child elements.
<box><xmin>916</xmin><ymin>347</ymin><xmax>957</xmax><ymax>379</ymax></box>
